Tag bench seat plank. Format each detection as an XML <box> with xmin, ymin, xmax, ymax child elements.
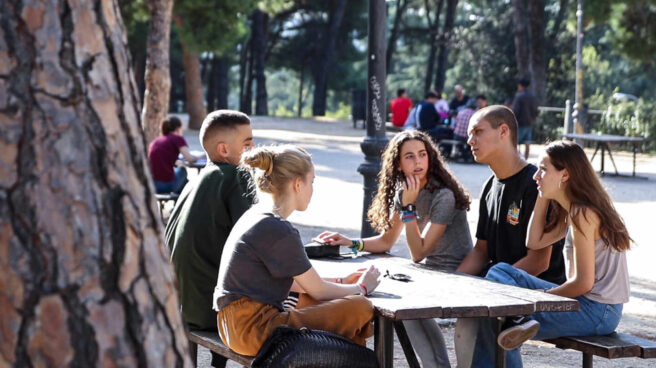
<box><xmin>616</xmin><ymin>333</ymin><xmax>656</xmax><ymax>359</ymax></box>
<box><xmin>545</xmin><ymin>332</ymin><xmax>643</xmax><ymax>359</ymax></box>
<box><xmin>187</xmin><ymin>330</ymin><xmax>254</xmax><ymax>366</ymax></box>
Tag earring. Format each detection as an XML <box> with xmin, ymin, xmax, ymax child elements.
<box><xmin>558</xmin><ymin>181</ymin><xmax>562</xmax><ymax>189</ymax></box>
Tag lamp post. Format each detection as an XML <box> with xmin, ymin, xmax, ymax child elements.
<box><xmin>573</xmin><ymin>0</ymin><xmax>587</xmax><ymax>134</ymax></box>
<box><xmin>357</xmin><ymin>0</ymin><xmax>388</xmax><ymax>238</ymax></box>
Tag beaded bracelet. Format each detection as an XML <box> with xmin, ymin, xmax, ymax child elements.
<box><xmin>349</xmin><ymin>238</ymin><xmax>364</xmax><ymax>253</ymax></box>
<box><xmin>401</xmin><ymin>210</ymin><xmax>417</xmax><ymax>223</ymax></box>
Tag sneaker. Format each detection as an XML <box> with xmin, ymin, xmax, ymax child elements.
<box><xmin>497</xmin><ymin>316</ymin><xmax>540</xmax><ymax>350</ymax></box>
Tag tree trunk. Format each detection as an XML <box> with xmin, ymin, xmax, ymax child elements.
<box><xmin>298</xmin><ymin>66</ymin><xmax>305</xmax><ymax>117</ymax></box>
<box><xmin>512</xmin><ymin>0</ymin><xmax>530</xmax><ymax>79</ymax></box>
<box><xmin>312</xmin><ymin>0</ymin><xmax>348</xmax><ymax>116</ymax></box>
<box><xmin>528</xmin><ymin>0</ymin><xmax>547</xmax><ymax>104</ymax></box>
<box><xmin>434</xmin><ymin>0</ymin><xmax>456</xmax><ymax>92</ymax></box>
<box><xmin>252</xmin><ymin>10</ymin><xmax>269</xmax><ymax>116</ymax></box>
<box><xmin>216</xmin><ymin>58</ymin><xmax>229</xmax><ymax>110</ymax></box>
<box><xmin>142</xmin><ymin>0</ymin><xmax>174</xmax><ymax>145</ymax></box>
<box><xmin>0</xmin><ymin>0</ymin><xmax>192</xmax><ymax>367</ymax></box>
<box><xmin>180</xmin><ymin>43</ymin><xmax>206</xmax><ymax>129</ymax></box>
<box><xmin>386</xmin><ymin>0</ymin><xmax>408</xmax><ymax>74</ymax></box>
<box><xmin>239</xmin><ymin>38</ymin><xmax>253</xmax><ymax>115</ymax></box>
<box><xmin>207</xmin><ymin>54</ymin><xmax>217</xmax><ymax>111</ymax></box>
<box><xmin>424</xmin><ymin>0</ymin><xmax>444</xmax><ymax>93</ymax></box>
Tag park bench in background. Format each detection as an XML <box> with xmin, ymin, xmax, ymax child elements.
<box><xmin>187</xmin><ymin>330</ymin><xmax>254</xmax><ymax>367</ymax></box>
<box><xmin>545</xmin><ymin>332</ymin><xmax>656</xmax><ymax>368</ymax></box>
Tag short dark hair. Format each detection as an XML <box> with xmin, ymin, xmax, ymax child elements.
<box><xmin>470</xmin><ymin>105</ymin><xmax>518</xmax><ymax>146</ymax></box>
<box><xmin>161</xmin><ymin>116</ymin><xmax>182</xmax><ymax>135</ymax></box>
<box><xmin>199</xmin><ymin>110</ymin><xmax>251</xmax><ymax>149</ymax></box>
<box><xmin>519</xmin><ymin>78</ymin><xmax>531</xmax><ymax>87</ymax></box>
<box><xmin>476</xmin><ymin>94</ymin><xmax>486</xmax><ymax>101</ymax></box>
<box><xmin>425</xmin><ymin>91</ymin><xmax>438</xmax><ymax>99</ymax></box>
<box><xmin>397</xmin><ymin>88</ymin><xmax>406</xmax><ymax>97</ymax></box>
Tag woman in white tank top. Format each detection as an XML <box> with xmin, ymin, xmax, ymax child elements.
<box><xmin>470</xmin><ymin>140</ymin><xmax>631</xmax><ymax>368</ymax></box>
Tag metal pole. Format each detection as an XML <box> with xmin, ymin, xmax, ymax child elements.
<box><xmin>358</xmin><ymin>0</ymin><xmax>388</xmax><ymax>238</ymax></box>
<box><xmin>574</xmin><ymin>0</ymin><xmax>584</xmax><ymax>134</ymax></box>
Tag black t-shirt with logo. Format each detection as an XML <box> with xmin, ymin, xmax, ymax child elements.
<box><xmin>476</xmin><ymin>164</ymin><xmax>566</xmax><ymax>284</ymax></box>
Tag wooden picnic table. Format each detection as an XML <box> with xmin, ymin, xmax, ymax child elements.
<box><xmin>563</xmin><ymin>133</ymin><xmax>646</xmax><ymax>179</ymax></box>
<box><xmin>312</xmin><ymin>254</ymin><xmax>579</xmax><ymax>368</ymax></box>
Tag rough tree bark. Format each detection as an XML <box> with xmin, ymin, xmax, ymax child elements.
<box><xmin>252</xmin><ymin>10</ymin><xmax>269</xmax><ymax>116</ymax></box>
<box><xmin>528</xmin><ymin>0</ymin><xmax>547</xmax><ymax>104</ymax></box>
<box><xmin>512</xmin><ymin>0</ymin><xmax>530</xmax><ymax>79</ymax></box>
<box><xmin>173</xmin><ymin>16</ymin><xmax>206</xmax><ymax>130</ymax></box>
<box><xmin>434</xmin><ymin>0</ymin><xmax>457</xmax><ymax>92</ymax></box>
<box><xmin>312</xmin><ymin>0</ymin><xmax>348</xmax><ymax>116</ymax></box>
<box><xmin>0</xmin><ymin>0</ymin><xmax>191</xmax><ymax>366</ymax></box>
<box><xmin>142</xmin><ymin>0</ymin><xmax>174</xmax><ymax>145</ymax></box>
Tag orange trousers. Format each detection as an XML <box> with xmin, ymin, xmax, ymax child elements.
<box><xmin>216</xmin><ymin>294</ymin><xmax>374</xmax><ymax>356</ymax></box>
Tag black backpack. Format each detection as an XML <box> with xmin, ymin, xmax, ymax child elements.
<box><xmin>251</xmin><ymin>325</ymin><xmax>379</xmax><ymax>368</ymax></box>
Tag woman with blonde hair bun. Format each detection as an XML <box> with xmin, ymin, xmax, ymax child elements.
<box><xmin>212</xmin><ymin>145</ymin><xmax>381</xmax><ymax>356</ymax></box>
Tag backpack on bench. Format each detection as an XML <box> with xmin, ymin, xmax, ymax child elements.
<box><xmin>251</xmin><ymin>325</ymin><xmax>379</xmax><ymax>368</ymax></box>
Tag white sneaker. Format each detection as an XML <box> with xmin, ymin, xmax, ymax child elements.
<box><xmin>497</xmin><ymin>318</ymin><xmax>540</xmax><ymax>351</ymax></box>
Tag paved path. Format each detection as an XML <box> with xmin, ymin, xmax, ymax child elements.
<box><xmin>180</xmin><ymin>116</ymin><xmax>656</xmax><ymax>367</ymax></box>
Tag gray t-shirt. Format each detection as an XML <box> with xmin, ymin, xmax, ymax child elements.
<box><xmin>213</xmin><ymin>209</ymin><xmax>312</xmax><ymax>311</ymax></box>
<box><xmin>395</xmin><ymin>184</ymin><xmax>473</xmax><ymax>271</ymax></box>
<box><xmin>564</xmin><ymin>229</ymin><xmax>629</xmax><ymax>304</ymax></box>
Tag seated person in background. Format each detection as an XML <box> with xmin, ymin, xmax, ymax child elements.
<box><xmin>451</xmin><ymin>98</ymin><xmax>477</xmax><ymax>160</ymax></box>
<box><xmin>148</xmin><ymin>116</ymin><xmax>200</xmax><ymax>194</ymax></box>
<box><xmin>476</xmin><ymin>94</ymin><xmax>488</xmax><ymax>109</ymax></box>
<box><xmin>403</xmin><ymin>104</ymin><xmax>418</xmax><ymax>130</ymax></box>
<box><xmin>417</xmin><ymin>91</ymin><xmax>453</xmax><ymax>143</ymax></box>
<box><xmin>165</xmin><ymin>110</ymin><xmax>255</xmax><ymax>367</ymax></box>
<box><xmin>454</xmin><ymin>105</ymin><xmax>565</xmax><ymax>367</ymax></box>
<box><xmin>316</xmin><ymin>130</ymin><xmax>472</xmax><ymax>367</ymax></box>
<box><xmin>390</xmin><ymin>88</ymin><xmax>413</xmax><ymax>127</ymax></box>
<box><xmin>471</xmin><ymin>140</ymin><xmax>631</xmax><ymax>367</ymax></box>
<box><xmin>214</xmin><ymin>145</ymin><xmax>380</xmax><ymax>356</ymax></box>
<box><xmin>434</xmin><ymin>90</ymin><xmax>450</xmax><ymax>120</ymax></box>
<box><xmin>449</xmin><ymin>84</ymin><xmax>470</xmax><ymax>113</ymax></box>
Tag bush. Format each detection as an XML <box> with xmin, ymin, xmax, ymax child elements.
<box><xmin>599</xmin><ymin>98</ymin><xmax>656</xmax><ymax>151</ymax></box>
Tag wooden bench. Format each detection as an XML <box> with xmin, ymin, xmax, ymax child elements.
<box><xmin>187</xmin><ymin>330</ymin><xmax>254</xmax><ymax>367</ymax></box>
<box><xmin>545</xmin><ymin>332</ymin><xmax>656</xmax><ymax>367</ymax></box>
<box><xmin>155</xmin><ymin>193</ymin><xmax>179</xmax><ymax>221</ymax></box>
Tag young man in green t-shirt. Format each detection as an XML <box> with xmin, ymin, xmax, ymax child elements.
<box><xmin>165</xmin><ymin>110</ymin><xmax>255</xmax><ymax>367</ymax></box>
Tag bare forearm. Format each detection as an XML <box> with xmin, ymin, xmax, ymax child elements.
<box><xmin>457</xmin><ymin>247</ymin><xmax>488</xmax><ymax>275</ymax></box>
<box><xmin>404</xmin><ymin>221</ymin><xmax>429</xmax><ymax>262</ymax></box>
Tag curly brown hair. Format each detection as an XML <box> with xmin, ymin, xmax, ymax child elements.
<box><xmin>367</xmin><ymin>130</ymin><xmax>471</xmax><ymax>233</ymax></box>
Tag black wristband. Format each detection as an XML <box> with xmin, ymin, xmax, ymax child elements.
<box><xmin>401</xmin><ymin>203</ymin><xmax>416</xmax><ymax>212</ymax></box>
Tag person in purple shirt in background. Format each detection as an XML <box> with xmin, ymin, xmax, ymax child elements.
<box><xmin>148</xmin><ymin>116</ymin><xmax>201</xmax><ymax>194</ymax></box>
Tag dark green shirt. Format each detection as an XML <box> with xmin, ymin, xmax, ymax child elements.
<box><xmin>165</xmin><ymin>161</ymin><xmax>256</xmax><ymax>329</ymax></box>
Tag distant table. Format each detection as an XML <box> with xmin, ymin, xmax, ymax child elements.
<box><xmin>563</xmin><ymin>133</ymin><xmax>646</xmax><ymax>178</ymax></box>
<box><xmin>178</xmin><ymin>151</ymin><xmax>206</xmax><ymax>173</ymax></box>
<box><xmin>312</xmin><ymin>255</ymin><xmax>578</xmax><ymax>368</ymax></box>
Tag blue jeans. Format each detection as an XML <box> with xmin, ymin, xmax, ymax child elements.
<box><xmin>470</xmin><ymin>263</ymin><xmax>623</xmax><ymax>368</ymax></box>
<box><xmin>154</xmin><ymin>166</ymin><xmax>188</xmax><ymax>194</ymax></box>
<box><xmin>517</xmin><ymin>126</ymin><xmax>532</xmax><ymax>144</ymax></box>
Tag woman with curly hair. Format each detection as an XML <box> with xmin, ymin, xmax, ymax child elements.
<box><xmin>315</xmin><ymin>130</ymin><xmax>473</xmax><ymax>367</ymax></box>
<box><xmin>471</xmin><ymin>140</ymin><xmax>631</xmax><ymax>367</ymax></box>
<box><xmin>213</xmin><ymin>145</ymin><xmax>381</xmax><ymax>356</ymax></box>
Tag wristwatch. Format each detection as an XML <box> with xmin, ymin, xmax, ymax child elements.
<box><xmin>401</xmin><ymin>204</ymin><xmax>416</xmax><ymax>212</ymax></box>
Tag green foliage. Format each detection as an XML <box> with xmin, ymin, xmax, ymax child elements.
<box><xmin>173</xmin><ymin>0</ymin><xmax>254</xmax><ymax>54</ymax></box>
<box><xmin>599</xmin><ymin>98</ymin><xmax>656</xmax><ymax>148</ymax></box>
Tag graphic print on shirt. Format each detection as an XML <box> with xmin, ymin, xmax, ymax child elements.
<box><xmin>506</xmin><ymin>202</ymin><xmax>520</xmax><ymax>225</ymax></box>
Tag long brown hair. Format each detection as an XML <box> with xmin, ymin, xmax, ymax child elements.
<box><xmin>367</xmin><ymin>130</ymin><xmax>471</xmax><ymax>233</ymax></box>
<box><xmin>544</xmin><ymin>141</ymin><xmax>631</xmax><ymax>251</ymax></box>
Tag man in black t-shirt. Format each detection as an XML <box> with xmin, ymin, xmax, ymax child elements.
<box><xmin>454</xmin><ymin>105</ymin><xmax>565</xmax><ymax>366</ymax></box>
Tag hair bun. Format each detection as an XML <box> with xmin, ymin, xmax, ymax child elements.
<box><xmin>242</xmin><ymin>147</ymin><xmax>275</xmax><ymax>175</ymax></box>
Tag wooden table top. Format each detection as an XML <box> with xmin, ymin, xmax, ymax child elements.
<box><xmin>563</xmin><ymin>133</ymin><xmax>645</xmax><ymax>143</ymax></box>
<box><xmin>312</xmin><ymin>254</ymin><xmax>579</xmax><ymax>321</ymax></box>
